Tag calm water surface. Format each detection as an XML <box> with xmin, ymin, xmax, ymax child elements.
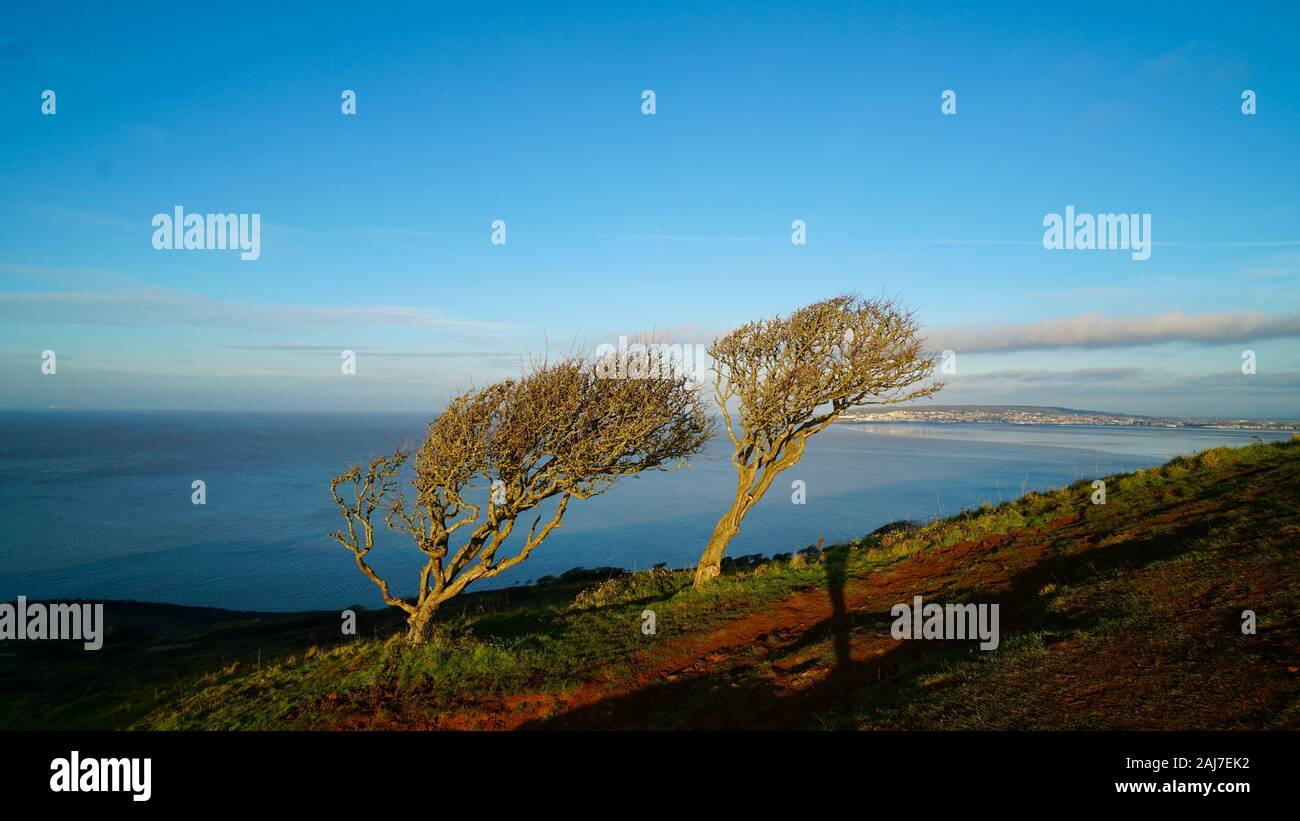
<box><xmin>0</xmin><ymin>411</ymin><xmax>1287</xmax><ymax>611</ymax></box>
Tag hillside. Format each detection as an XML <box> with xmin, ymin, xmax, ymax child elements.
<box><xmin>840</xmin><ymin>403</ymin><xmax>1300</xmax><ymax>430</ymax></box>
<box><xmin>3</xmin><ymin>437</ymin><xmax>1298</xmax><ymax>730</ymax></box>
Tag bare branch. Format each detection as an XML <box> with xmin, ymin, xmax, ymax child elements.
<box><xmin>331</xmin><ymin>353</ymin><xmax>712</xmax><ymax>643</ymax></box>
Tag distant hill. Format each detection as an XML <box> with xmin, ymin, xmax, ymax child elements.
<box><xmin>864</xmin><ymin>404</ymin><xmax>1142</xmax><ymax>416</ymax></box>
<box><xmin>840</xmin><ymin>404</ymin><xmax>1298</xmax><ymax>430</ymax></box>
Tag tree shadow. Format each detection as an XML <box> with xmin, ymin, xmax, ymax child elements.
<box><xmin>521</xmin><ymin>514</ymin><xmax>1215</xmax><ymax>730</ymax></box>
<box><xmin>824</xmin><ymin>545</ymin><xmax>851</xmax><ymax>674</ymax></box>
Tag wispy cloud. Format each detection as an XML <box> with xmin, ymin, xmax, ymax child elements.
<box><xmin>1015</xmin><ymin>286</ymin><xmax>1136</xmax><ymax>301</ymax></box>
<box><xmin>1158</xmin><ymin>240</ymin><xmax>1300</xmax><ymax>248</ymax></box>
<box><xmin>346</xmin><ymin>228</ymin><xmax>457</xmax><ymax>240</ymax></box>
<box><xmin>596</xmin><ymin>233</ymin><xmax>779</xmax><ymax>243</ymax></box>
<box><xmin>0</xmin><ymin>263</ymin><xmax>132</xmax><ymax>287</ymax></box>
<box><xmin>1184</xmin><ymin>371</ymin><xmax>1300</xmax><ymax>390</ymax></box>
<box><xmin>928</xmin><ymin>310</ymin><xmax>1300</xmax><ymax>353</ymax></box>
<box><xmin>0</xmin><ymin>288</ymin><xmax>516</xmax><ymax>334</ymax></box>
<box><xmin>26</xmin><ymin>205</ymin><xmax>132</xmax><ymax>229</ymax></box>
<box><xmin>958</xmin><ymin>367</ymin><xmax>1300</xmax><ymax>395</ymax></box>
<box><xmin>1240</xmin><ymin>265</ymin><xmax>1298</xmax><ymax>280</ymax></box>
<box><xmin>888</xmin><ymin>239</ymin><xmax>1040</xmax><ymax>246</ymax></box>
<box><xmin>917</xmin><ymin>367</ymin><xmax>1300</xmax><ymax>418</ymax></box>
<box><xmin>971</xmin><ymin>367</ymin><xmax>1148</xmax><ymax>384</ymax></box>
<box><xmin>219</xmin><ymin>343</ymin><xmax>526</xmax><ymax>367</ymax></box>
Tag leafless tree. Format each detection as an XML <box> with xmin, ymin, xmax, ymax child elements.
<box><xmin>330</xmin><ymin>355</ymin><xmax>712</xmax><ymax>643</ymax></box>
<box><xmin>694</xmin><ymin>294</ymin><xmax>942</xmax><ymax>588</ymax></box>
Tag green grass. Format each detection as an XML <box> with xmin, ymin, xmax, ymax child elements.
<box><xmin>140</xmin><ymin>547</ymin><xmax>909</xmax><ymax>729</ymax></box>
<box><xmin>4</xmin><ymin>436</ymin><xmax>1298</xmax><ymax>730</ymax></box>
<box><xmin>841</xmin><ymin>438</ymin><xmax>1300</xmax><ymax>729</ymax></box>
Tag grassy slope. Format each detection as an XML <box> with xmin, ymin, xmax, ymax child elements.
<box><xmin>3</xmin><ymin>438</ymin><xmax>1297</xmax><ymax>730</ymax></box>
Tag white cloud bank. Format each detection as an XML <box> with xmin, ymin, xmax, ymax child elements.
<box><xmin>928</xmin><ymin>310</ymin><xmax>1300</xmax><ymax>353</ymax></box>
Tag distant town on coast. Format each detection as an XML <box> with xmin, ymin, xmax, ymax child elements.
<box><xmin>841</xmin><ymin>404</ymin><xmax>1300</xmax><ymax>431</ymax></box>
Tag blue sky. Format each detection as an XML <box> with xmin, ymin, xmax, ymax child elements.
<box><xmin>2</xmin><ymin>0</ymin><xmax>1298</xmax><ymax>416</ymax></box>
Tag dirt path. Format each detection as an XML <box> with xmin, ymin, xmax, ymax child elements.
<box><xmin>523</xmin><ymin>520</ymin><xmax>1070</xmax><ymax>730</ymax></box>
<box><xmin>407</xmin><ymin>513</ymin><xmax>1084</xmax><ymax>730</ymax></box>
<box><xmin>326</xmin><ymin>479</ymin><xmax>1295</xmax><ymax>730</ymax></box>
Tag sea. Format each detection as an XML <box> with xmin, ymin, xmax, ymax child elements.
<box><xmin>0</xmin><ymin>411</ymin><xmax>1289</xmax><ymax>612</ymax></box>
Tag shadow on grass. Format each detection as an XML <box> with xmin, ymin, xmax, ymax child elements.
<box><xmin>522</xmin><ymin>509</ymin><xmax>1220</xmax><ymax>730</ymax></box>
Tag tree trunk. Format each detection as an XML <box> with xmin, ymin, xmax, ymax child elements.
<box><xmin>693</xmin><ymin>495</ymin><xmax>746</xmax><ymax>589</ymax></box>
<box><xmin>694</xmin><ymin>451</ymin><xmax>796</xmax><ymax>589</ymax></box>
<box><xmin>405</xmin><ymin>599</ymin><xmax>440</xmax><ymax>644</ymax></box>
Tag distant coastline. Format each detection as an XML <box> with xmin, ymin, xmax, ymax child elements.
<box><xmin>840</xmin><ymin>404</ymin><xmax>1300</xmax><ymax>432</ymax></box>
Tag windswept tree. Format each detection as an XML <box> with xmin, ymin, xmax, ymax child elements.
<box><xmin>330</xmin><ymin>355</ymin><xmax>712</xmax><ymax>643</ymax></box>
<box><xmin>694</xmin><ymin>294</ymin><xmax>942</xmax><ymax>589</ymax></box>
